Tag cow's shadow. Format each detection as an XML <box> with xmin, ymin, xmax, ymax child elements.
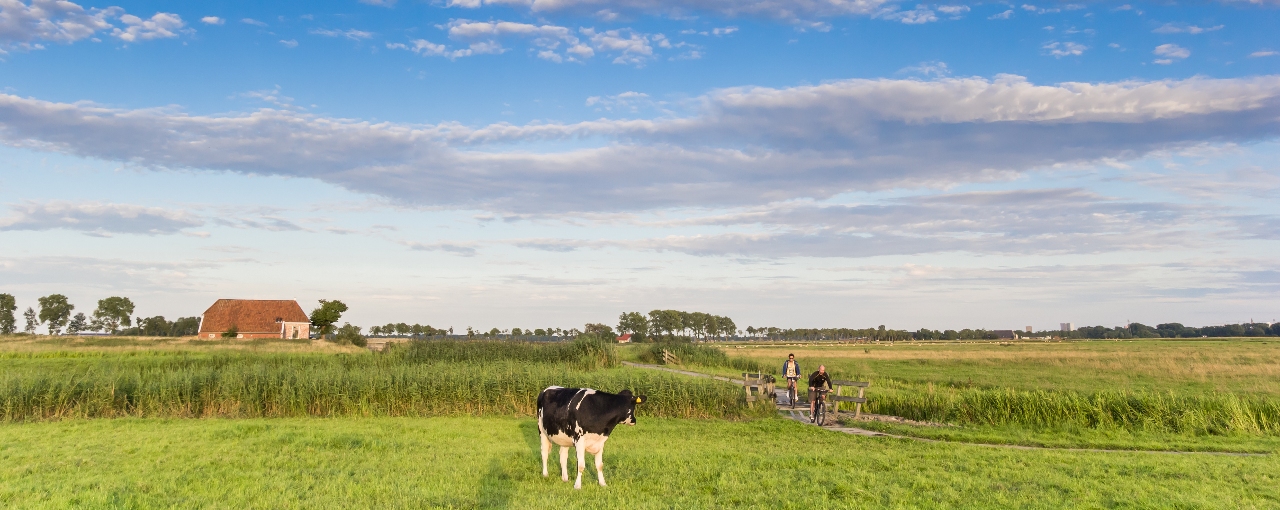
<box><xmin>476</xmin><ymin>420</ymin><xmax>546</xmax><ymax>509</ymax></box>
<box><xmin>518</xmin><ymin>419</ymin><xmax>544</xmax><ymax>456</ymax></box>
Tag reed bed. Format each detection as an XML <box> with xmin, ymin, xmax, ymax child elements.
<box><xmin>634</xmin><ymin>342</ymin><xmax>764</xmax><ymax>373</ymax></box>
<box><xmin>867</xmin><ymin>386</ymin><xmax>1280</xmax><ymax>435</ymax></box>
<box><xmin>0</xmin><ymin>349</ymin><xmax>770</xmax><ymax>422</ymax></box>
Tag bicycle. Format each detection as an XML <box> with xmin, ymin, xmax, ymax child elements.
<box><xmin>786</xmin><ymin>378</ymin><xmax>799</xmax><ymax>409</ymax></box>
<box><xmin>810</xmin><ymin>388</ymin><xmax>830</xmax><ymax>426</ymax></box>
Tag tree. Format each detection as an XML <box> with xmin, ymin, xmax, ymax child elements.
<box><xmin>0</xmin><ymin>293</ymin><xmax>16</xmax><ymax>334</ymax></box>
<box><xmin>38</xmin><ymin>294</ymin><xmax>74</xmax><ymax>335</ymax></box>
<box><xmin>583</xmin><ymin>323</ymin><xmax>613</xmax><ymax>337</ymax></box>
<box><xmin>67</xmin><ymin>313</ymin><xmax>89</xmax><ymax>335</ymax></box>
<box><xmin>92</xmin><ymin>297</ymin><xmax>135</xmax><ymax>334</ymax></box>
<box><xmin>173</xmin><ymin>317</ymin><xmax>201</xmax><ymax>336</ymax></box>
<box><xmin>309</xmin><ymin>299</ymin><xmax>348</xmax><ymax>339</ymax></box>
<box><xmin>334</xmin><ymin>322</ymin><xmax>366</xmax><ymax>347</ymax></box>
<box><xmin>222</xmin><ymin>325</ymin><xmax>239</xmax><ymax>339</ymax></box>
<box><xmin>23</xmin><ymin>307</ymin><xmax>38</xmax><ymax>334</ymax></box>
<box><xmin>512</xmin><ymin>327</ymin><xmax>523</xmax><ymax>336</ymax></box>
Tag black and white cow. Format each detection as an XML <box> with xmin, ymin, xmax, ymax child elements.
<box><xmin>537</xmin><ymin>386</ymin><xmax>646</xmax><ymax>489</ymax></box>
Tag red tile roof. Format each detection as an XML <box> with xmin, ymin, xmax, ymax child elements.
<box><xmin>198</xmin><ymin>299</ymin><xmax>309</xmax><ymax>334</ymax></box>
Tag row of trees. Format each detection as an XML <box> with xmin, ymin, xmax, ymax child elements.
<box><xmin>616</xmin><ymin>310</ymin><xmax>738</xmax><ymax>342</ymax></box>
<box><xmin>1065</xmin><ymin>322</ymin><xmax>1280</xmax><ymax>339</ymax></box>
<box><xmin>0</xmin><ymin>294</ymin><xmax>139</xmax><ymax>336</ymax></box>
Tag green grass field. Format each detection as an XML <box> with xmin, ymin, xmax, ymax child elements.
<box><xmin>2</xmin><ymin>335</ymin><xmax>1278</xmax><ymax>507</ymax></box>
<box><xmin>2</xmin><ymin>416</ymin><xmax>1278</xmax><ymax>509</ymax></box>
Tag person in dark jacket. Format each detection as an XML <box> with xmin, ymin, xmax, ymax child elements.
<box><xmin>808</xmin><ymin>365</ymin><xmax>832</xmax><ymax>422</ymax></box>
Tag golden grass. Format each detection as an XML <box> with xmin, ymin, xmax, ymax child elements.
<box><xmin>0</xmin><ymin>334</ymin><xmax>368</xmax><ymax>355</ymax></box>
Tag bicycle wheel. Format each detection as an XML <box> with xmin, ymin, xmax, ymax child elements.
<box><xmin>815</xmin><ymin>401</ymin><xmax>826</xmax><ymax>426</ymax></box>
<box><xmin>789</xmin><ymin>387</ymin><xmax>797</xmax><ymax>408</ymax></box>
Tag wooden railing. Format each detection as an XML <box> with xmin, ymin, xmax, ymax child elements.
<box><xmin>828</xmin><ymin>379</ymin><xmax>870</xmax><ymax>418</ymax></box>
<box><xmin>661</xmin><ymin>349</ymin><xmax>681</xmax><ymax>365</ymax></box>
<box><xmin>742</xmin><ymin>372</ymin><xmax>775</xmax><ymax>403</ymax></box>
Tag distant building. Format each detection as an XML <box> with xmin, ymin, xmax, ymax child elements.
<box><xmin>1025</xmin><ymin>326</ymin><xmax>1033</xmax><ymax>333</ymax></box>
<box><xmin>616</xmin><ymin>333</ymin><xmax>633</xmax><ymax>343</ymax></box>
<box><xmin>1060</xmin><ymin>323</ymin><xmax>1074</xmax><ymax>332</ymax></box>
<box><xmin>994</xmin><ymin>330</ymin><xmax>1016</xmax><ymax>339</ymax></box>
<box><xmin>198</xmin><ymin>299</ymin><xmax>310</xmax><ymax>339</ymax></box>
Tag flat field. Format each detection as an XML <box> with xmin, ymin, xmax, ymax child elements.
<box><xmin>717</xmin><ymin>339</ymin><xmax>1280</xmax><ymax>396</ymax></box>
<box><xmin>2</xmin><ymin>416</ymin><xmax>1277</xmax><ymax>509</ymax></box>
<box><xmin>2</xmin><ymin>336</ymin><xmax>1277</xmax><ymax>507</ymax></box>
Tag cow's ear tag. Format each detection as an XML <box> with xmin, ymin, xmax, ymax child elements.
<box><xmin>635</xmin><ymin>396</ymin><xmax>645</xmax><ymax>404</ymax></box>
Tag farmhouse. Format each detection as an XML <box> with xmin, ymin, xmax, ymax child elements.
<box><xmin>616</xmin><ymin>334</ymin><xmax>633</xmax><ymax>343</ymax></box>
<box><xmin>198</xmin><ymin>299</ymin><xmax>311</xmax><ymax>339</ymax></box>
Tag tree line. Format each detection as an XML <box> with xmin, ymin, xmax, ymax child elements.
<box><xmin>1060</xmin><ymin>322</ymin><xmax>1280</xmax><ymax>339</ymax></box>
<box><xmin>615</xmin><ymin>310</ymin><xmax>738</xmax><ymax>342</ymax></box>
<box><xmin>0</xmin><ymin>293</ymin><xmax>198</xmax><ymax>337</ymax></box>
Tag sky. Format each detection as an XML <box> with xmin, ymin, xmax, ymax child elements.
<box><xmin>1</xmin><ymin>0</ymin><xmax>1279</xmax><ymax>334</ymax></box>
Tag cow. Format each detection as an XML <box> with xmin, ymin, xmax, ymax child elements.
<box><xmin>537</xmin><ymin>386</ymin><xmax>646</xmax><ymax>489</ymax></box>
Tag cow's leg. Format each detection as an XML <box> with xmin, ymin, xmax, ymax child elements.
<box><xmin>559</xmin><ymin>445</ymin><xmax>570</xmax><ymax>482</ymax></box>
<box><xmin>594</xmin><ymin>447</ymin><xmax>606</xmax><ymax>487</ymax></box>
<box><xmin>573</xmin><ymin>440</ymin><xmax>585</xmax><ymax>489</ymax></box>
<box><xmin>540</xmin><ymin>433</ymin><xmax>551</xmax><ymax>478</ymax></box>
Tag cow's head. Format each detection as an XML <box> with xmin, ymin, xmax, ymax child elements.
<box><xmin>617</xmin><ymin>389</ymin><xmax>647</xmax><ymax>426</ymax></box>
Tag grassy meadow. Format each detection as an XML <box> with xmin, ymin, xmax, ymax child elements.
<box><xmin>2</xmin><ymin>334</ymin><xmax>1278</xmax><ymax>507</ymax></box>
<box><xmin>658</xmin><ymin>339</ymin><xmax>1280</xmax><ymax>451</ymax></box>
<box><xmin>2</xmin><ymin>416</ymin><xmax>1277</xmax><ymax>509</ymax></box>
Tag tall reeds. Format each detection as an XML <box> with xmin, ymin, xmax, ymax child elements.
<box><xmin>869</xmin><ymin>386</ymin><xmax>1280</xmax><ymax>435</ymax></box>
<box><xmin>0</xmin><ymin>340</ymin><xmax>769</xmax><ymax>421</ymax></box>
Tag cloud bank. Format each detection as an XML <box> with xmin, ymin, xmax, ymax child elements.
<box><xmin>2</xmin><ymin>75</ymin><xmax>1280</xmax><ymax>213</ymax></box>
<box><xmin>0</xmin><ymin>0</ymin><xmax>184</xmax><ymax>52</ymax></box>
<box><xmin>0</xmin><ymin>201</ymin><xmax>202</xmax><ymax>235</ymax></box>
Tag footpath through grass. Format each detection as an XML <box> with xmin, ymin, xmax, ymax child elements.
<box><xmin>624</xmin><ymin>340</ymin><xmax>1280</xmax><ymax>451</ymax></box>
<box><xmin>2</xmin><ymin>416</ymin><xmax>1277</xmax><ymax>509</ymax></box>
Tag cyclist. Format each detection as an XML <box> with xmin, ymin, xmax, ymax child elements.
<box><xmin>808</xmin><ymin>365</ymin><xmax>832</xmax><ymax>423</ymax></box>
<box><xmin>781</xmin><ymin>354</ymin><xmax>801</xmax><ymax>405</ymax></box>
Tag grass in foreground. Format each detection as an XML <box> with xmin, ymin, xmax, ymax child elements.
<box><xmin>1</xmin><ymin>416</ymin><xmax>1277</xmax><ymax>509</ymax></box>
<box><xmin>847</xmin><ymin>419</ymin><xmax>1280</xmax><ymax>454</ymax></box>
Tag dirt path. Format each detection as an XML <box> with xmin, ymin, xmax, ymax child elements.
<box><xmin>623</xmin><ymin>360</ymin><xmax>1269</xmax><ymax>457</ymax></box>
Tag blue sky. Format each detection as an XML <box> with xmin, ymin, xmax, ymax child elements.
<box><xmin>2</xmin><ymin>0</ymin><xmax>1279</xmax><ymax>333</ymax></box>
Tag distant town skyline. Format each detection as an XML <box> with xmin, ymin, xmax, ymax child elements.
<box><xmin>1</xmin><ymin>0</ymin><xmax>1278</xmax><ymax>330</ymax></box>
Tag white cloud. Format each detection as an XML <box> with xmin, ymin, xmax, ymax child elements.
<box><xmin>516</xmin><ymin>189</ymin><xmax>1229</xmax><ymax>258</ymax></box>
<box><xmin>1250</xmin><ymin>50</ymin><xmax>1277</xmax><ymax>58</ymax></box>
<box><xmin>711</xmin><ymin>26</ymin><xmax>738</xmax><ymax>35</ymax></box>
<box><xmin>241</xmin><ymin>18</ymin><xmax>266</xmax><ymax>27</ymax></box>
<box><xmin>387</xmin><ymin>20</ymin><xmax>664</xmax><ymax>65</ymax></box>
<box><xmin>989</xmin><ymin>9</ymin><xmax>1012</xmax><ymax>19</ymax></box>
<box><xmin>1152</xmin><ymin>23</ymin><xmax>1223</xmax><ymax>34</ymax></box>
<box><xmin>936</xmin><ymin>5</ymin><xmax>969</xmax><ymax>17</ymax></box>
<box><xmin>200</xmin><ymin>16</ymin><xmax>224</xmax><ymax>25</ymax></box>
<box><xmin>445</xmin><ymin>0</ymin><xmax>900</xmax><ymax>21</ymax></box>
<box><xmin>1043</xmin><ymin>41</ymin><xmax>1086</xmax><ymax>57</ymax></box>
<box><xmin>112</xmin><ymin>13</ymin><xmax>184</xmax><ymax>42</ymax></box>
<box><xmin>0</xmin><ymin>0</ymin><xmax>182</xmax><ymax>51</ymax></box>
<box><xmin>1153</xmin><ymin>43</ymin><xmax>1190</xmax><ymax>64</ymax></box>
<box><xmin>359</xmin><ymin>0</ymin><xmax>397</xmax><ymax>6</ymax></box>
<box><xmin>0</xmin><ymin>201</ymin><xmax>203</xmax><ymax>235</ymax></box>
<box><xmin>310</xmin><ymin>28</ymin><xmax>374</xmax><ymax>41</ymax></box>
<box><xmin>881</xmin><ymin>5</ymin><xmax>937</xmax><ymax>24</ymax></box>
<box><xmin>3</xmin><ymin>75</ymin><xmax>1280</xmax><ymax>213</ymax></box>
<box><xmin>279</xmin><ymin>39</ymin><xmax>298</xmax><ymax>48</ymax></box>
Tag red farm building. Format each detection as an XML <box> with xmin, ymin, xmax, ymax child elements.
<box><xmin>197</xmin><ymin>299</ymin><xmax>311</xmax><ymax>339</ymax></box>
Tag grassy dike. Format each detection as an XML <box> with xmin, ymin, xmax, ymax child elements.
<box><xmin>2</xmin><ymin>416</ymin><xmax>1278</xmax><ymax>509</ymax></box>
